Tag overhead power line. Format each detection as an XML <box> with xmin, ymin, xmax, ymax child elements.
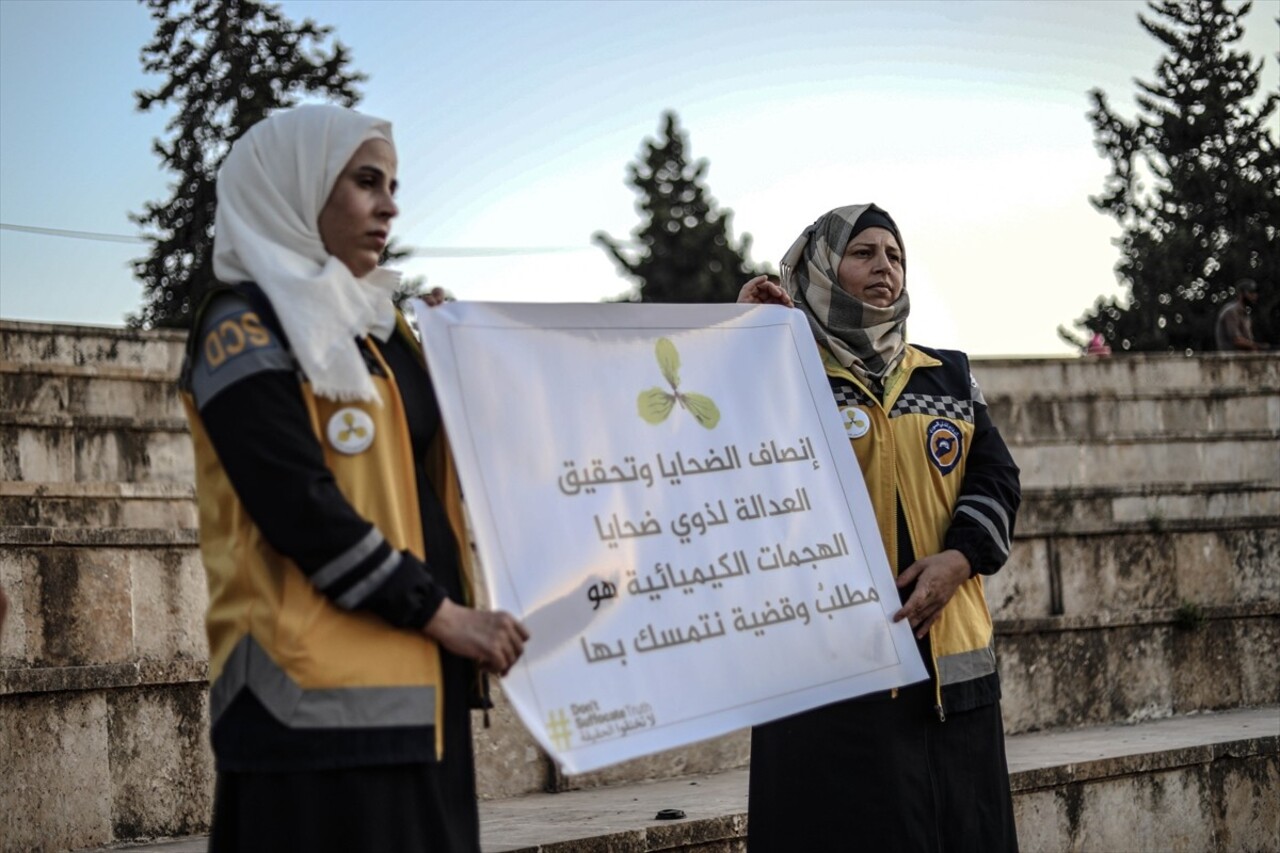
<box><xmin>0</xmin><ymin>222</ymin><xmax>590</xmax><ymax>257</ymax></box>
<box><xmin>0</xmin><ymin>222</ymin><xmax>144</xmax><ymax>244</ymax></box>
<box><xmin>409</xmin><ymin>246</ymin><xmax>586</xmax><ymax>257</ymax></box>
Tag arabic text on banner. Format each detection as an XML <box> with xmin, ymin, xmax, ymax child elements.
<box><xmin>412</xmin><ymin>301</ymin><xmax>927</xmax><ymax>773</ymax></box>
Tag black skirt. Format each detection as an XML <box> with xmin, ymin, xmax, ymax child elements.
<box><xmin>747</xmin><ymin>681</ymin><xmax>1017</xmax><ymax>853</ymax></box>
<box><xmin>210</xmin><ymin>651</ymin><xmax>480</xmax><ymax>853</ymax></box>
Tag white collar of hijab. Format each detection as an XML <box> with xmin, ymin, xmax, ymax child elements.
<box><xmin>213</xmin><ymin>104</ymin><xmax>401</xmax><ymax>403</ymax></box>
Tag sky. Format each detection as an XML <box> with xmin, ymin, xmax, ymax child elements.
<box><xmin>0</xmin><ymin>0</ymin><xmax>1276</xmax><ymax>356</ymax></box>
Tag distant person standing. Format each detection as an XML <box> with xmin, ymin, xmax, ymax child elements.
<box><xmin>1215</xmin><ymin>279</ymin><xmax>1269</xmax><ymax>351</ymax></box>
<box><xmin>1085</xmin><ymin>332</ymin><xmax>1111</xmax><ymax>357</ymax></box>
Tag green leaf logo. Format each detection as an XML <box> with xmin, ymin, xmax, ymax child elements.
<box><xmin>637</xmin><ymin>337</ymin><xmax>721</xmax><ymax>429</ymax></box>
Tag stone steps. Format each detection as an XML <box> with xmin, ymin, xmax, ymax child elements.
<box><xmin>972</xmin><ymin>352</ymin><xmax>1280</xmax><ymax>396</ymax></box>
<box><xmin>986</xmin><ymin>388</ymin><xmax>1279</xmax><ymax>442</ymax></box>
<box><xmin>484</xmin><ymin>708</ymin><xmax>1280</xmax><ymax>853</ymax></box>
<box><xmin>1006</xmin><ymin>433</ymin><xmax>1280</xmax><ymax>488</ymax></box>
<box><xmin>4</xmin><ymin>531</ymin><xmax>1272</xmax><ymax>734</ymax></box>
<box><xmin>7</xmin><ymin>325</ymin><xmax>1274</xmax><ymax>398</ymax></box>
<box><xmin>0</xmin><ymin>320</ymin><xmax>187</xmax><ymax>373</ymax></box>
<box><xmin>6</xmin><ymin>480</ymin><xmax>1276</xmax><ymax>622</ymax></box>
<box><xmin>3</xmin><ymin>323</ymin><xmax>1277</xmax><ymax>851</ymax></box>
<box><xmin>0</xmin><ymin>413</ymin><xmax>192</xmax><ymax>484</ymax></box>
<box><xmin>5</xmin><ymin>330</ymin><xmax>1277</xmax><ymax>426</ymax></box>
<box><xmin>74</xmin><ymin>706</ymin><xmax>1280</xmax><ymax>853</ymax></box>
<box><xmin>8</xmin><ymin>357</ymin><xmax>1280</xmax><ymax>442</ymax></box>
<box><xmin>1016</xmin><ymin>481</ymin><xmax>1280</xmax><ymax>535</ymax></box>
<box><xmin>0</xmin><ymin>535</ymin><xmax>207</xmax><ymax>672</ymax></box>
<box><xmin>995</xmin><ymin>603</ymin><xmax>1278</xmax><ymax>735</ymax></box>
<box><xmin>0</xmin><ymin>680</ymin><xmax>212</xmax><ymax>853</ymax></box>
<box><xmin>0</xmin><ymin>481</ymin><xmax>197</xmax><ymax>528</ymax></box>
<box><xmin>994</xmin><ymin>522</ymin><xmax>1279</xmax><ymax>619</ymax></box>
<box><xmin>0</xmin><ymin>361</ymin><xmax>185</xmax><ymax>422</ymax></box>
<box><xmin>9</xmin><ymin>479</ymin><xmax>1278</xmax><ymax>532</ymax></box>
<box><xmin>8</xmin><ymin>408</ymin><xmax>1274</xmax><ymax>490</ymax></box>
<box><xmin>1</xmin><ymin>520</ymin><xmax>1273</xmax><ymax>673</ymax></box>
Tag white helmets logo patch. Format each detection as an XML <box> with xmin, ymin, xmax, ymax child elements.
<box><xmin>841</xmin><ymin>406</ymin><xmax>871</xmax><ymax>439</ymax></box>
<box><xmin>327</xmin><ymin>407</ymin><xmax>375</xmax><ymax>455</ymax></box>
<box><xmin>926</xmin><ymin>418</ymin><xmax>962</xmax><ymax>474</ymax></box>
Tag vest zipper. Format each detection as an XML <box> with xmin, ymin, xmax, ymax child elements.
<box><xmin>870</xmin><ymin>364</ymin><xmax>947</xmax><ymax>720</ymax></box>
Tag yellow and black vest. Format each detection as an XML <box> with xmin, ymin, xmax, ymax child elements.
<box><xmin>823</xmin><ymin>344</ymin><xmax>1019</xmax><ymax>716</ymax></box>
<box><xmin>180</xmin><ymin>285</ymin><xmax>471</xmax><ymax>764</ymax></box>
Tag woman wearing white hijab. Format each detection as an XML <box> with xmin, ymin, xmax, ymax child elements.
<box><xmin>739</xmin><ymin>204</ymin><xmax>1021</xmax><ymax>852</ymax></box>
<box><xmin>179</xmin><ymin>104</ymin><xmax>528</xmax><ymax>852</ymax></box>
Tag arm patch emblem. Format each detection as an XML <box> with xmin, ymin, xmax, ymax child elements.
<box><xmin>204</xmin><ymin>311</ymin><xmax>272</xmax><ymax>368</ymax></box>
<box><xmin>191</xmin><ymin>298</ymin><xmax>293</xmax><ymax>408</ymax></box>
<box><xmin>927</xmin><ymin>418</ymin><xmax>963</xmax><ymax>475</ymax></box>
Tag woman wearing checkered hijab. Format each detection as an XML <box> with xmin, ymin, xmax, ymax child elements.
<box><xmin>740</xmin><ymin>204</ymin><xmax>1022</xmax><ymax>852</ymax></box>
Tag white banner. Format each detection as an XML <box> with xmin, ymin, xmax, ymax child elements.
<box><xmin>412</xmin><ymin>301</ymin><xmax>926</xmax><ymax>773</ymax></box>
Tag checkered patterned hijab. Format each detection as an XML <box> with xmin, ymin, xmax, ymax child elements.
<box><xmin>781</xmin><ymin>203</ymin><xmax>910</xmax><ymax>394</ymax></box>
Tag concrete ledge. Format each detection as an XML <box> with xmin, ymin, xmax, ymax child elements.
<box><xmin>0</xmin><ymin>683</ymin><xmax>213</xmax><ymax>853</ymax></box>
<box><xmin>0</xmin><ymin>482</ymin><xmax>195</xmax><ymax>499</ymax></box>
<box><xmin>0</xmin><ymin>412</ymin><xmax>187</xmax><ymax>431</ymax></box>
<box><xmin>1017</xmin><ymin>481</ymin><xmax>1280</xmax><ymax>535</ymax></box>
<box><xmin>0</xmin><ymin>360</ymin><xmax>178</xmax><ymax>382</ymax></box>
<box><xmin>0</xmin><ymin>660</ymin><xmax>208</xmax><ymax>696</ymax></box>
<box><xmin>1007</xmin><ymin>435</ymin><xmax>1280</xmax><ymax>488</ymax></box>
<box><xmin>0</xmin><ymin>367</ymin><xmax>183</xmax><ymax>422</ymax></box>
<box><xmin>988</xmin><ymin>389</ymin><xmax>1280</xmax><ymax>441</ymax></box>
<box><xmin>992</xmin><ymin>525</ymin><xmax>1278</xmax><ymax>620</ymax></box>
<box><xmin>0</xmin><ymin>526</ymin><xmax>198</xmax><ymax>546</ymax></box>
<box><xmin>1008</xmin><ymin>709</ymin><xmax>1279</xmax><ymax>852</ymax></box>
<box><xmin>0</xmin><ymin>320</ymin><xmax>187</xmax><ymax>375</ymax></box>
<box><xmin>12</xmin><ymin>359</ymin><xmax>1277</xmax><ymax>436</ymax></box>
<box><xmin>0</xmin><ymin>483</ymin><xmax>197</xmax><ymax>528</ymax></box>
<box><xmin>972</xmin><ymin>352</ymin><xmax>1280</xmax><ymax>396</ymax></box>
<box><xmin>1007</xmin><ymin>709</ymin><xmax>1278</xmax><ymax>791</ymax></box>
<box><xmin>1</xmin><ymin>543</ymin><xmax>208</xmax><ymax>670</ymax></box>
<box><xmin>995</xmin><ymin>602</ymin><xmax>1277</xmax><ymax>635</ymax></box>
<box><xmin>996</xmin><ymin>605</ymin><xmax>1280</xmax><ymax>734</ymax></box>
<box><xmin>0</xmin><ymin>420</ymin><xmax>192</xmax><ymax>484</ymax></box>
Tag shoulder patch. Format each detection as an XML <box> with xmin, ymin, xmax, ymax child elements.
<box><xmin>190</xmin><ymin>294</ymin><xmax>293</xmax><ymax>408</ymax></box>
<box><xmin>926</xmin><ymin>418</ymin><xmax>963</xmax><ymax>475</ymax></box>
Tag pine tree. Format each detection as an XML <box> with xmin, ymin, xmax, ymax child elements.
<box><xmin>1070</xmin><ymin>0</ymin><xmax>1279</xmax><ymax>352</ymax></box>
<box><xmin>381</xmin><ymin>239</ymin><xmax>435</xmax><ymax>310</ymax></box>
<box><xmin>130</xmin><ymin>0</ymin><xmax>365</xmax><ymax>328</ymax></box>
<box><xmin>595</xmin><ymin>112</ymin><xmax>765</xmax><ymax>303</ymax></box>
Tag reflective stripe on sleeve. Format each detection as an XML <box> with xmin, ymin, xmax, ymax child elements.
<box><xmin>335</xmin><ymin>550</ymin><xmax>402</xmax><ymax>610</ymax></box>
<box><xmin>311</xmin><ymin>527</ymin><xmax>386</xmax><ymax>591</ymax></box>
<box><xmin>955</xmin><ymin>499</ymin><xmax>1011</xmax><ymax>557</ymax></box>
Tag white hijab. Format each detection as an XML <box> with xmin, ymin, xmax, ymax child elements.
<box><xmin>213</xmin><ymin>104</ymin><xmax>401</xmax><ymax>403</ymax></box>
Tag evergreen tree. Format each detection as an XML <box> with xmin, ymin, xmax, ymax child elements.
<box><xmin>130</xmin><ymin>0</ymin><xmax>365</xmax><ymax>328</ymax></box>
<box><xmin>595</xmin><ymin>112</ymin><xmax>765</xmax><ymax>303</ymax></box>
<box><xmin>381</xmin><ymin>238</ymin><xmax>435</xmax><ymax>310</ymax></box>
<box><xmin>1070</xmin><ymin>0</ymin><xmax>1279</xmax><ymax>352</ymax></box>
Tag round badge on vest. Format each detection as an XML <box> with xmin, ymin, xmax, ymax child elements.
<box><xmin>327</xmin><ymin>407</ymin><xmax>375</xmax><ymax>454</ymax></box>
<box><xmin>841</xmin><ymin>406</ymin><xmax>871</xmax><ymax>439</ymax></box>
